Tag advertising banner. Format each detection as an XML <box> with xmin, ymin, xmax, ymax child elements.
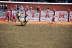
<box><xmin>70</xmin><ymin>11</ymin><xmax>72</xmax><ymax>22</ymax></box>
<box><xmin>55</xmin><ymin>11</ymin><xmax>68</xmax><ymax>22</ymax></box>
<box><xmin>41</xmin><ymin>12</ymin><xmax>54</xmax><ymax>21</ymax></box>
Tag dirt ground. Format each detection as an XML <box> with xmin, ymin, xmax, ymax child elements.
<box><xmin>0</xmin><ymin>21</ymin><xmax>72</xmax><ymax>48</ymax></box>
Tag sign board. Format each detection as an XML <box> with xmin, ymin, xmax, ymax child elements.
<box><xmin>41</xmin><ymin>12</ymin><xmax>54</xmax><ymax>21</ymax></box>
<box><xmin>70</xmin><ymin>11</ymin><xmax>72</xmax><ymax>18</ymax></box>
<box><xmin>28</xmin><ymin>17</ymin><xmax>39</xmax><ymax>21</ymax></box>
<box><xmin>0</xmin><ymin>11</ymin><xmax>6</xmax><ymax>18</ymax></box>
<box><xmin>41</xmin><ymin>18</ymin><xmax>52</xmax><ymax>21</ymax></box>
<box><xmin>70</xmin><ymin>11</ymin><xmax>72</xmax><ymax>22</ymax></box>
<box><xmin>55</xmin><ymin>11</ymin><xmax>68</xmax><ymax>22</ymax></box>
<box><xmin>34</xmin><ymin>12</ymin><xmax>39</xmax><ymax>18</ymax></box>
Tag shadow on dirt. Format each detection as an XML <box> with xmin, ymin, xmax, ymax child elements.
<box><xmin>16</xmin><ymin>25</ymin><xmax>26</xmax><ymax>26</ymax></box>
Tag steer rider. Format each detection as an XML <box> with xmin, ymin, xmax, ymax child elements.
<box><xmin>17</xmin><ymin>11</ymin><xmax>21</xmax><ymax>21</ymax></box>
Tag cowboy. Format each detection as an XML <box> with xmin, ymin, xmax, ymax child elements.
<box><xmin>17</xmin><ymin>11</ymin><xmax>21</xmax><ymax>21</ymax></box>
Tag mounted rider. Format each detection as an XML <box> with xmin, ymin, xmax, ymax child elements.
<box><xmin>17</xmin><ymin>11</ymin><xmax>21</xmax><ymax>21</ymax></box>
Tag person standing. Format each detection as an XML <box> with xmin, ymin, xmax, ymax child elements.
<box><xmin>24</xmin><ymin>6</ymin><xmax>29</xmax><ymax>22</ymax></box>
<box><xmin>20</xmin><ymin>5</ymin><xmax>24</xmax><ymax>11</ymax></box>
<box><xmin>46</xmin><ymin>8</ymin><xmax>50</xmax><ymax>12</ymax></box>
<box><xmin>29</xmin><ymin>7</ymin><xmax>32</xmax><ymax>12</ymax></box>
<box><xmin>14</xmin><ymin>5</ymin><xmax>17</xmax><ymax>11</ymax></box>
<box><xmin>6</xmin><ymin>11</ymin><xmax>10</xmax><ymax>22</ymax></box>
<box><xmin>24</xmin><ymin>6</ymin><xmax>29</xmax><ymax>17</ymax></box>
<box><xmin>36</xmin><ymin>6</ymin><xmax>40</xmax><ymax>13</ymax></box>
<box><xmin>2</xmin><ymin>5</ymin><xmax>4</xmax><ymax>11</ymax></box>
<box><xmin>12</xmin><ymin>10</ymin><xmax>17</xmax><ymax>22</ymax></box>
<box><xmin>0</xmin><ymin>5</ymin><xmax>2</xmax><ymax>11</ymax></box>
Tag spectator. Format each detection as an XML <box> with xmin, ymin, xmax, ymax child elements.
<box><xmin>24</xmin><ymin>6</ymin><xmax>29</xmax><ymax>22</ymax></box>
<box><xmin>36</xmin><ymin>6</ymin><xmax>41</xmax><ymax>12</ymax></box>
<box><xmin>12</xmin><ymin>10</ymin><xmax>17</xmax><ymax>22</ymax></box>
<box><xmin>46</xmin><ymin>8</ymin><xmax>50</xmax><ymax>12</ymax></box>
<box><xmin>4</xmin><ymin>5</ymin><xmax>8</xmax><ymax>11</ymax></box>
<box><xmin>0</xmin><ymin>5</ymin><xmax>2</xmax><ymax>10</ymax></box>
<box><xmin>24</xmin><ymin>5</ymin><xmax>29</xmax><ymax>16</ymax></box>
<box><xmin>29</xmin><ymin>7</ymin><xmax>32</xmax><ymax>12</ymax></box>
<box><xmin>2</xmin><ymin>5</ymin><xmax>4</xmax><ymax>11</ymax></box>
<box><xmin>17</xmin><ymin>5</ymin><xmax>19</xmax><ymax>10</ymax></box>
<box><xmin>24</xmin><ymin>6</ymin><xmax>29</xmax><ymax>19</ymax></box>
<box><xmin>26</xmin><ymin>5</ymin><xmax>29</xmax><ymax>11</ymax></box>
<box><xmin>20</xmin><ymin>5</ymin><xmax>24</xmax><ymax>11</ymax></box>
<box><xmin>6</xmin><ymin>10</ymin><xmax>10</xmax><ymax>22</ymax></box>
<box><xmin>14</xmin><ymin>5</ymin><xmax>17</xmax><ymax>11</ymax></box>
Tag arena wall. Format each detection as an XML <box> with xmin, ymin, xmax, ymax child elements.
<box><xmin>0</xmin><ymin>1</ymin><xmax>72</xmax><ymax>11</ymax></box>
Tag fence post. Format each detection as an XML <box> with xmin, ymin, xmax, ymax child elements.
<box><xmin>39</xmin><ymin>8</ymin><xmax>42</xmax><ymax>21</ymax></box>
<box><xmin>10</xmin><ymin>7</ymin><xmax>13</xmax><ymax>21</ymax></box>
<box><xmin>68</xmin><ymin>8</ymin><xmax>70</xmax><ymax>22</ymax></box>
<box><xmin>39</xmin><ymin>12</ymin><xmax>41</xmax><ymax>21</ymax></box>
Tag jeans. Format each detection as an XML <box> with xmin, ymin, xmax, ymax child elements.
<box><xmin>6</xmin><ymin>16</ymin><xmax>10</xmax><ymax>21</ymax></box>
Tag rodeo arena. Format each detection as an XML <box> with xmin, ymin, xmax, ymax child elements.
<box><xmin>0</xmin><ymin>1</ymin><xmax>72</xmax><ymax>25</ymax></box>
<box><xmin>0</xmin><ymin>1</ymin><xmax>72</xmax><ymax>48</ymax></box>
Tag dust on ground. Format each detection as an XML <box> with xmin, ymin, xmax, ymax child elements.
<box><xmin>0</xmin><ymin>21</ymin><xmax>72</xmax><ymax>48</ymax></box>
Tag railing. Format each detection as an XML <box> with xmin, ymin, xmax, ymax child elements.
<box><xmin>0</xmin><ymin>10</ymin><xmax>72</xmax><ymax>22</ymax></box>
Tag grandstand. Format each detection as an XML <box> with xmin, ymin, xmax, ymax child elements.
<box><xmin>1</xmin><ymin>0</ymin><xmax>72</xmax><ymax>3</ymax></box>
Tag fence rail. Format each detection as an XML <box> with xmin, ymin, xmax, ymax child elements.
<box><xmin>0</xmin><ymin>10</ymin><xmax>72</xmax><ymax>22</ymax></box>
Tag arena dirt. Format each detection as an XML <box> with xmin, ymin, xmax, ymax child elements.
<box><xmin>0</xmin><ymin>21</ymin><xmax>72</xmax><ymax>48</ymax></box>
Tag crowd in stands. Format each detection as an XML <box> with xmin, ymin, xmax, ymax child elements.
<box><xmin>0</xmin><ymin>4</ymin><xmax>25</xmax><ymax>12</ymax></box>
<box><xmin>0</xmin><ymin>4</ymin><xmax>50</xmax><ymax>12</ymax></box>
<box><xmin>0</xmin><ymin>0</ymin><xmax>72</xmax><ymax>3</ymax></box>
<box><xmin>0</xmin><ymin>5</ymin><xmax>8</xmax><ymax>11</ymax></box>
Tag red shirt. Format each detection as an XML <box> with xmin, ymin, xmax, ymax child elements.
<box><xmin>6</xmin><ymin>11</ymin><xmax>10</xmax><ymax>16</ymax></box>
